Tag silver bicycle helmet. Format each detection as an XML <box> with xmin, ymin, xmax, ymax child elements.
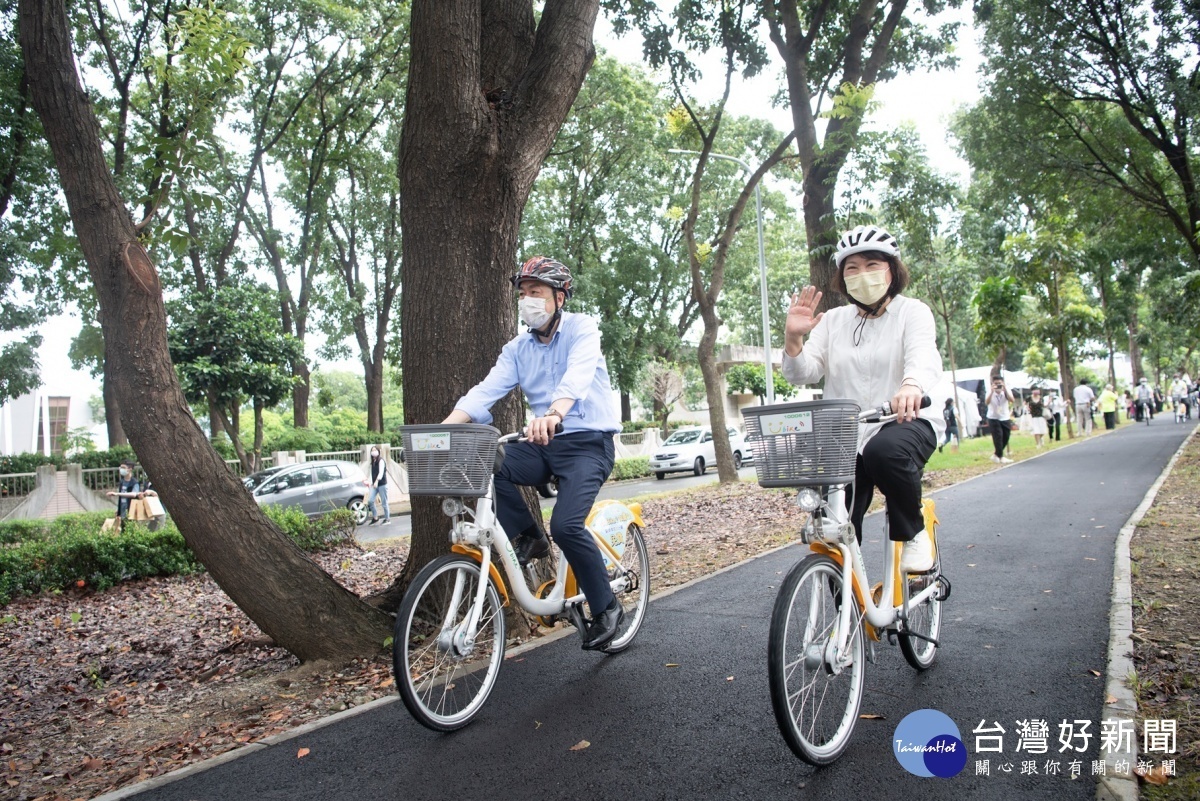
<box><xmin>834</xmin><ymin>225</ymin><xmax>900</xmax><ymax>268</ymax></box>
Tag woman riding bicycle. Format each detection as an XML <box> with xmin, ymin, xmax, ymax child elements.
<box><xmin>441</xmin><ymin>256</ymin><xmax>625</xmax><ymax>651</ymax></box>
<box><xmin>780</xmin><ymin>225</ymin><xmax>944</xmax><ymax>574</ymax></box>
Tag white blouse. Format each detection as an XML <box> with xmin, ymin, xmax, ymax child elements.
<box><xmin>781</xmin><ymin>294</ymin><xmax>946</xmax><ymax>452</ymax></box>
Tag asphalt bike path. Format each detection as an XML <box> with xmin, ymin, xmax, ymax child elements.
<box><xmin>126</xmin><ymin>420</ymin><xmax>1195</xmax><ymax>800</ymax></box>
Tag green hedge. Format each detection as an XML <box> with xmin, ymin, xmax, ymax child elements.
<box><xmin>0</xmin><ymin>506</ymin><xmax>358</xmax><ymax>606</ymax></box>
<box><xmin>611</xmin><ymin>457</ymin><xmax>650</xmax><ymax>481</ymax></box>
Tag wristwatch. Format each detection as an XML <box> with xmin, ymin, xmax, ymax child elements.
<box><xmin>545</xmin><ymin>408</ymin><xmax>563</xmax><ymax>421</ymax></box>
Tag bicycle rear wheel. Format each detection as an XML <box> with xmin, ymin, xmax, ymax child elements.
<box><xmin>898</xmin><ymin>555</ymin><xmax>943</xmax><ymax>670</ymax></box>
<box><xmin>768</xmin><ymin>553</ymin><xmax>866</xmax><ymax>765</ymax></box>
<box><xmin>601</xmin><ymin>523</ymin><xmax>650</xmax><ymax>654</ymax></box>
<box><xmin>394</xmin><ymin>554</ymin><xmax>506</xmax><ymax>731</ymax></box>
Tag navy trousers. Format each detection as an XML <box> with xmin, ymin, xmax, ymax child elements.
<box><xmin>494</xmin><ymin>431</ymin><xmax>616</xmax><ymax>613</ymax></box>
<box><xmin>846</xmin><ymin>419</ymin><xmax>936</xmax><ymax>543</ymax></box>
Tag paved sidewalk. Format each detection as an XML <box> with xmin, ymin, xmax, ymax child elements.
<box><xmin>110</xmin><ymin>420</ymin><xmax>1196</xmax><ymax>801</ymax></box>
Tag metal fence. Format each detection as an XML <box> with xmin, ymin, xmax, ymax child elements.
<box><xmin>0</xmin><ymin>472</ymin><xmax>37</xmax><ymax>500</ymax></box>
<box><xmin>618</xmin><ymin>431</ymin><xmax>646</xmax><ymax>445</ymax></box>
<box><xmin>80</xmin><ymin>466</ymin><xmax>123</xmax><ymax>493</ymax></box>
<box><xmin>303</xmin><ymin>450</ymin><xmax>361</xmax><ymax>463</ymax></box>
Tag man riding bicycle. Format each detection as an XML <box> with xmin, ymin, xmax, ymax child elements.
<box><xmin>1135</xmin><ymin>377</ymin><xmax>1154</xmax><ymax>422</ymax></box>
<box><xmin>441</xmin><ymin>256</ymin><xmax>625</xmax><ymax>650</ymax></box>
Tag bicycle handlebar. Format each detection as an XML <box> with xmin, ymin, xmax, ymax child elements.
<box><xmin>859</xmin><ymin>394</ymin><xmax>932</xmax><ymax>423</ymax></box>
<box><xmin>498</xmin><ymin>422</ymin><xmax>564</xmax><ymax>444</ymax></box>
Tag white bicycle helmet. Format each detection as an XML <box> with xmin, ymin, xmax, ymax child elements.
<box><xmin>834</xmin><ymin>225</ymin><xmax>900</xmax><ymax>267</ymax></box>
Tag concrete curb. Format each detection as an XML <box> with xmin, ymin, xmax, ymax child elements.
<box><xmin>1095</xmin><ymin>424</ymin><xmax>1197</xmax><ymax>801</ymax></box>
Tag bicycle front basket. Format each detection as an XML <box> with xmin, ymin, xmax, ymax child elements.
<box><xmin>742</xmin><ymin>400</ymin><xmax>861</xmax><ymax>487</ymax></box>
<box><xmin>399</xmin><ymin>424</ymin><xmax>500</xmax><ymax>497</ymax></box>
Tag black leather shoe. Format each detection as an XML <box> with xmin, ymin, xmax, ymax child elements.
<box><xmin>581</xmin><ymin>599</ymin><xmax>625</xmax><ymax>651</ymax></box>
<box><xmin>514</xmin><ymin>533</ymin><xmax>551</xmax><ymax>566</ymax></box>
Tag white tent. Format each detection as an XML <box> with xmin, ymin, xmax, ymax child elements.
<box><xmin>929</xmin><ymin>377</ymin><xmax>982</xmax><ymax>439</ymax></box>
<box><xmin>951</xmin><ymin>365</ymin><xmax>1062</xmax><ymax>394</ymax></box>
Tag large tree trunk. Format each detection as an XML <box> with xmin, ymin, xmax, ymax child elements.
<box><xmin>1127</xmin><ymin>307</ymin><xmax>1143</xmax><ymax>384</ymax></box>
<box><xmin>388</xmin><ymin>0</ymin><xmax>600</xmax><ymax>593</ymax></box>
<box><xmin>20</xmin><ymin>0</ymin><xmax>392</xmax><ymax>662</ymax></box>
<box><xmin>101</xmin><ymin>367</ymin><xmax>127</xmax><ymax>447</ymax></box>
<box><xmin>292</xmin><ymin>362</ymin><xmax>310</xmax><ymax>429</ymax></box>
<box><xmin>364</xmin><ymin>356</ymin><xmax>385</xmax><ymax>433</ymax></box>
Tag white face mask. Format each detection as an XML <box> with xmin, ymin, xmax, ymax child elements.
<box><xmin>370</xmin><ymin>450</ymin><xmax>379</xmax><ymax>458</ymax></box>
<box><xmin>844</xmin><ymin>270</ymin><xmax>891</xmax><ymax>306</ymax></box>
<box><xmin>519</xmin><ymin>295</ymin><xmax>553</xmax><ymax>329</ymax></box>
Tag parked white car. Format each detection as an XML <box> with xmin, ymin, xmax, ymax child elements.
<box><xmin>649</xmin><ymin>426</ymin><xmax>754</xmax><ymax>479</ymax></box>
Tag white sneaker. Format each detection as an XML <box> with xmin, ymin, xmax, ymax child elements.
<box><xmin>900</xmin><ymin>530</ymin><xmax>935</xmax><ymax>573</ymax></box>
<box><xmin>991</xmin><ymin>455</ymin><xmax>1001</xmax><ymax>463</ymax></box>
<box><xmin>1000</xmin><ymin>457</ymin><xmax>1013</xmax><ymax>464</ymax></box>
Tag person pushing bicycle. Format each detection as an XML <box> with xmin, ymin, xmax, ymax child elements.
<box><xmin>441</xmin><ymin>256</ymin><xmax>625</xmax><ymax>651</ymax></box>
<box><xmin>780</xmin><ymin>225</ymin><xmax>945</xmax><ymax>574</ymax></box>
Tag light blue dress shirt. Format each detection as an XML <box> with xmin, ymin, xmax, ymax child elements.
<box><xmin>455</xmin><ymin>311</ymin><xmax>621</xmax><ymax>434</ymax></box>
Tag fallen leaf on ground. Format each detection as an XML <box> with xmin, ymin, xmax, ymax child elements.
<box><xmin>1134</xmin><ymin>764</ymin><xmax>1170</xmax><ymax>786</ymax></box>
<box><xmin>296</xmin><ymin>748</ymin><xmax>310</xmax><ymax>758</ymax></box>
<box><xmin>664</xmin><ymin>663</ymin><xmax>680</xmax><ymax>668</ymax></box>
<box><xmin>569</xmin><ymin>740</ymin><xmax>590</xmax><ymax>751</ymax></box>
<box><xmin>1105</xmin><ymin>695</ymin><xmax>1118</xmax><ymax>704</ymax></box>
<box><xmin>859</xmin><ymin>714</ymin><xmax>886</xmax><ymax>720</ymax></box>
<box><xmin>726</xmin><ymin>676</ymin><xmax>734</xmax><ymax>682</ymax></box>
<box><xmin>1088</xmin><ymin>669</ymin><xmax>1101</xmax><ymax>677</ymax></box>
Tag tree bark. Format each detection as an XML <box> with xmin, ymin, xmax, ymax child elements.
<box><xmin>101</xmin><ymin>364</ymin><xmax>127</xmax><ymax>447</ymax></box>
<box><xmin>390</xmin><ymin>0</ymin><xmax>600</xmax><ymax>590</ymax></box>
<box><xmin>20</xmin><ymin>0</ymin><xmax>392</xmax><ymax>661</ymax></box>
<box><xmin>768</xmin><ymin>0</ymin><xmax>908</xmax><ymax>311</ymax></box>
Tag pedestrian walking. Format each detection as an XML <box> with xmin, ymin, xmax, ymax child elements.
<box><xmin>1026</xmin><ymin>389</ymin><xmax>1050</xmax><ymax>448</ymax></box>
<box><xmin>1049</xmin><ymin>391</ymin><xmax>1067</xmax><ymax>441</ymax></box>
<box><xmin>986</xmin><ymin>376</ymin><xmax>1014</xmax><ymax>463</ymax></box>
<box><xmin>1073</xmin><ymin>379</ymin><xmax>1095</xmax><ymax>436</ymax></box>
<box><xmin>365</xmin><ymin>446</ymin><xmax>391</xmax><ymax>525</ymax></box>
<box><xmin>1097</xmin><ymin>383</ymin><xmax>1121</xmax><ymax>430</ymax></box>
<box><xmin>940</xmin><ymin>398</ymin><xmax>960</xmax><ymax>453</ymax></box>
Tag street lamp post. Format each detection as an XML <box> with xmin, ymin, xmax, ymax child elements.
<box><xmin>668</xmin><ymin>148</ymin><xmax>774</xmax><ymax>404</ymax></box>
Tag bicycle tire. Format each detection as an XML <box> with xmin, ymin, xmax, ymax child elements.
<box><xmin>601</xmin><ymin>523</ymin><xmax>651</xmax><ymax>654</ymax></box>
<box><xmin>898</xmin><ymin>551</ymin><xmax>943</xmax><ymax>671</ymax></box>
<box><xmin>768</xmin><ymin>553</ymin><xmax>866</xmax><ymax>765</ymax></box>
<box><xmin>393</xmin><ymin>554</ymin><xmax>506</xmax><ymax>731</ymax></box>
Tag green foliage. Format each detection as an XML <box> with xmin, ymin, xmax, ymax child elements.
<box><xmin>0</xmin><ymin>452</ymin><xmax>61</xmax><ymax>473</ymax></box>
<box><xmin>0</xmin><ymin>505</ymin><xmax>356</xmax><ymax>604</ymax></box>
<box><xmin>723</xmin><ymin>362</ymin><xmax>796</xmax><ymax>402</ymax></box>
<box><xmin>610</xmin><ymin>457</ymin><xmax>650</xmax><ymax>481</ymax></box>
<box><xmin>268</xmin><ymin>427</ymin><xmax>332</xmax><ymax>454</ymax></box>
<box><xmin>972</xmin><ymin>276</ymin><xmax>1027</xmax><ymax>363</ymax></box>
<box><xmin>0</xmin><ymin>514</ymin><xmax>199</xmax><ymax>605</ymax></box>
<box><xmin>1022</xmin><ymin>343</ymin><xmax>1058</xmax><ymax>381</ymax></box>
<box><xmin>621</xmin><ymin>420</ymin><xmax>661</xmax><ymax>433</ymax></box>
<box><xmin>260</xmin><ymin>504</ymin><xmax>356</xmax><ymax>551</ymax></box>
<box><xmin>0</xmin><ymin>337</ymin><xmax>41</xmax><ymax>407</ymax></box>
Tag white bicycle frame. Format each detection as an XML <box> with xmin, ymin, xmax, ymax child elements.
<box><xmin>442</xmin><ymin>470</ymin><xmax>635</xmax><ymax>644</ymax></box>
<box><xmin>802</xmin><ymin>411</ymin><xmax>943</xmax><ymax>673</ymax></box>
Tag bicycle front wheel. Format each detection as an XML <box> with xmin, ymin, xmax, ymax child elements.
<box><xmin>601</xmin><ymin>523</ymin><xmax>650</xmax><ymax>654</ymax></box>
<box><xmin>393</xmin><ymin>554</ymin><xmax>506</xmax><ymax>731</ymax></box>
<box><xmin>898</xmin><ymin>560</ymin><xmax>943</xmax><ymax>671</ymax></box>
<box><xmin>768</xmin><ymin>553</ymin><xmax>866</xmax><ymax>765</ymax></box>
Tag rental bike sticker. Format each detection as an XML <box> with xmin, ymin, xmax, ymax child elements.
<box><xmin>411</xmin><ymin>432</ymin><xmax>451</xmax><ymax>451</ymax></box>
<box><xmin>759</xmin><ymin>410</ymin><xmax>814</xmax><ymax>435</ymax></box>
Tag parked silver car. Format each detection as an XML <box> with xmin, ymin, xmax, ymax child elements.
<box><xmin>649</xmin><ymin>425</ymin><xmax>754</xmax><ymax>479</ymax></box>
<box><xmin>244</xmin><ymin>460</ymin><xmax>369</xmax><ymax>524</ymax></box>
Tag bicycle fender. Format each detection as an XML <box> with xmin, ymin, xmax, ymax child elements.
<box><xmin>808</xmin><ymin>542</ymin><xmax>879</xmax><ymax>642</ymax></box>
<box><xmin>450</xmin><ymin>544</ymin><xmax>511</xmax><ymax>607</ymax></box>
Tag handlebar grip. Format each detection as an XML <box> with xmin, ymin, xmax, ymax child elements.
<box><xmin>879</xmin><ymin>395</ymin><xmax>932</xmax><ymax>416</ymax></box>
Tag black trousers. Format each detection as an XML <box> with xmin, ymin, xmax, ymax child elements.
<box><xmin>1051</xmin><ymin>412</ymin><xmax>1062</xmax><ymax>441</ymax></box>
<box><xmin>846</xmin><ymin>419</ymin><xmax>936</xmax><ymax>543</ymax></box>
<box><xmin>988</xmin><ymin>417</ymin><xmax>1011</xmax><ymax>458</ymax></box>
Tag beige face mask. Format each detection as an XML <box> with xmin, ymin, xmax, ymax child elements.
<box><xmin>844</xmin><ymin>270</ymin><xmax>891</xmax><ymax>306</ymax></box>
